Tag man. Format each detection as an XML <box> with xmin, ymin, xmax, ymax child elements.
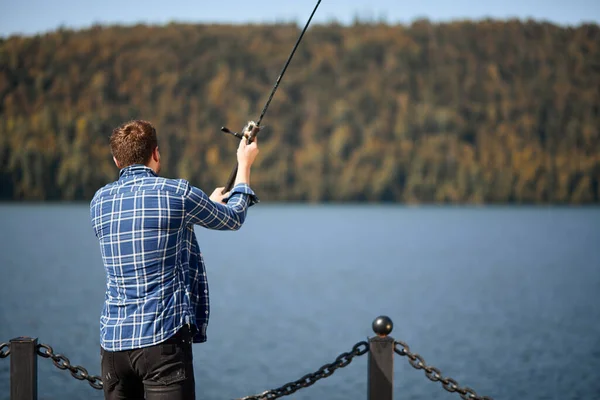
<box><xmin>90</xmin><ymin>119</ymin><xmax>259</xmax><ymax>399</ymax></box>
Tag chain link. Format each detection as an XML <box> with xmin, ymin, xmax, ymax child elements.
<box><xmin>238</xmin><ymin>341</ymin><xmax>369</xmax><ymax>400</ymax></box>
<box><xmin>3</xmin><ymin>337</ymin><xmax>490</xmax><ymax>399</ymax></box>
<box><xmin>394</xmin><ymin>341</ymin><xmax>493</xmax><ymax>400</ymax></box>
<box><xmin>0</xmin><ymin>343</ymin><xmax>10</xmax><ymax>358</ymax></box>
<box><xmin>36</xmin><ymin>343</ymin><xmax>103</xmax><ymax>390</ymax></box>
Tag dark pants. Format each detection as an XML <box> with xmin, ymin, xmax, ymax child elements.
<box><xmin>100</xmin><ymin>325</ymin><xmax>196</xmax><ymax>400</ymax></box>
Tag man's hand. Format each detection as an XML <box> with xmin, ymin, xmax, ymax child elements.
<box><xmin>232</xmin><ymin>127</ymin><xmax>260</xmax><ymax>188</ymax></box>
<box><xmin>210</xmin><ymin>187</ymin><xmax>230</xmax><ymax>204</ymax></box>
<box><xmin>237</xmin><ymin>136</ymin><xmax>259</xmax><ymax>169</ymax></box>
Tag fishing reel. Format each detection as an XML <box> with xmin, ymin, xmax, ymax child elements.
<box><xmin>221</xmin><ymin>121</ymin><xmax>260</xmax><ymax>144</ymax></box>
<box><xmin>219</xmin><ymin>121</ymin><xmax>261</xmax><ymax>195</ymax></box>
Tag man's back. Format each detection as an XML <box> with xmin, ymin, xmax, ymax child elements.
<box><xmin>91</xmin><ymin>165</ymin><xmax>199</xmax><ymax>350</ymax></box>
<box><xmin>91</xmin><ymin>164</ymin><xmax>255</xmax><ymax>350</ymax></box>
<box><xmin>92</xmin><ymin>166</ymin><xmax>188</xmax><ymax>281</ymax></box>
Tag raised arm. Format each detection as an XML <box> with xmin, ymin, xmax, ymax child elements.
<box><xmin>184</xmin><ymin>136</ymin><xmax>259</xmax><ymax>230</ymax></box>
<box><xmin>183</xmin><ymin>183</ymin><xmax>257</xmax><ymax>230</ymax></box>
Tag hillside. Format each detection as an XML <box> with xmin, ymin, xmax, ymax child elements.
<box><xmin>1</xmin><ymin>20</ymin><xmax>599</xmax><ymax>203</ymax></box>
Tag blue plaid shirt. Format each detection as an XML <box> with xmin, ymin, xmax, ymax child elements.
<box><xmin>90</xmin><ymin>164</ymin><xmax>257</xmax><ymax>351</ymax></box>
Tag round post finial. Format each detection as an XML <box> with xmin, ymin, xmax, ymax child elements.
<box><xmin>372</xmin><ymin>316</ymin><xmax>393</xmax><ymax>337</ymax></box>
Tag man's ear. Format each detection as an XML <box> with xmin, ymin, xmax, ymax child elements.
<box><xmin>113</xmin><ymin>156</ymin><xmax>121</xmax><ymax>169</ymax></box>
<box><xmin>153</xmin><ymin>147</ymin><xmax>160</xmax><ymax>162</ymax></box>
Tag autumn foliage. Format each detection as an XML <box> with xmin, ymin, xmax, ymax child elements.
<box><xmin>0</xmin><ymin>20</ymin><xmax>598</xmax><ymax>203</ymax></box>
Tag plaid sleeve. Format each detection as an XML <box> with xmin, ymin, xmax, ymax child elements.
<box><xmin>226</xmin><ymin>183</ymin><xmax>259</xmax><ymax>206</ymax></box>
<box><xmin>183</xmin><ymin>182</ymin><xmax>258</xmax><ymax>230</ymax></box>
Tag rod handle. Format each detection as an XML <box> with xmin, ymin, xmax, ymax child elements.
<box><xmin>222</xmin><ymin>123</ymin><xmax>260</xmax><ymax>194</ymax></box>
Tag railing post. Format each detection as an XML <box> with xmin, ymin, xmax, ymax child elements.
<box><xmin>368</xmin><ymin>316</ymin><xmax>394</xmax><ymax>400</ymax></box>
<box><xmin>10</xmin><ymin>337</ymin><xmax>38</xmax><ymax>400</ymax></box>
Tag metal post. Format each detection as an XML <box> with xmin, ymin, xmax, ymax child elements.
<box><xmin>368</xmin><ymin>316</ymin><xmax>394</xmax><ymax>400</ymax></box>
<box><xmin>10</xmin><ymin>337</ymin><xmax>38</xmax><ymax>400</ymax></box>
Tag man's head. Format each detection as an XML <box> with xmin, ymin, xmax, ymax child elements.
<box><xmin>110</xmin><ymin>120</ymin><xmax>161</xmax><ymax>174</ymax></box>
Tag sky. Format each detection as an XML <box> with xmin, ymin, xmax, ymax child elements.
<box><xmin>0</xmin><ymin>0</ymin><xmax>599</xmax><ymax>37</ymax></box>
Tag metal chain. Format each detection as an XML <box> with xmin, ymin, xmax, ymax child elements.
<box><xmin>4</xmin><ymin>338</ymin><xmax>490</xmax><ymax>399</ymax></box>
<box><xmin>238</xmin><ymin>341</ymin><xmax>369</xmax><ymax>400</ymax></box>
<box><xmin>0</xmin><ymin>343</ymin><xmax>10</xmax><ymax>358</ymax></box>
<box><xmin>36</xmin><ymin>343</ymin><xmax>103</xmax><ymax>390</ymax></box>
<box><xmin>394</xmin><ymin>341</ymin><xmax>492</xmax><ymax>400</ymax></box>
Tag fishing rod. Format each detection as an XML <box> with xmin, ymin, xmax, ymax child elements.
<box><xmin>220</xmin><ymin>0</ymin><xmax>322</xmax><ymax>193</ymax></box>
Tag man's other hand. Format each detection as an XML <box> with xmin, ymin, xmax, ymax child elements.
<box><xmin>210</xmin><ymin>187</ymin><xmax>230</xmax><ymax>204</ymax></box>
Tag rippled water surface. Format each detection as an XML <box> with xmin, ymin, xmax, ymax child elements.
<box><xmin>1</xmin><ymin>204</ymin><xmax>599</xmax><ymax>399</ymax></box>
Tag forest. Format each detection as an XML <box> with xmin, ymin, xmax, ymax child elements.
<box><xmin>0</xmin><ymin>19</ymin><xmax>598</xmax><ymax>203</ymax></box>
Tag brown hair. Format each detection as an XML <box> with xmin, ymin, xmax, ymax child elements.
<box><xmin>110</xmin><ymin>120</ymin><xmax>158</xmax><ymax>168</ymax></box>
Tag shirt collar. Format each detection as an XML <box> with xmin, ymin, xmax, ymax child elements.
<box><xmin>118</xmin><ymin>164</ymin><xmax>158</xmax><ymax>179</ymax></box>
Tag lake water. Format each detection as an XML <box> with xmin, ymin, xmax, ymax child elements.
<box><xmin>0</xmin><ymin>204</ymin><xmax>599</xmax><ymax>400</ymax></box>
